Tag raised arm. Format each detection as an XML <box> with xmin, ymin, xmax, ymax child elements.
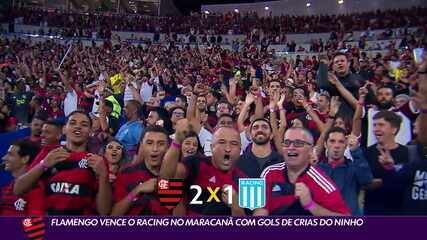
<box><xmin>237</xmin><ymin>93</ymin><xmax>255</xmax><ymax>133</ymax></box>
<box><xmin>328</xmin><ymin>73</ymin><xmax>358</xmax><ymax>110</ymax></box>
<box><xmin>351</xmin><ymin>85</ymin><xmax>368</xmax><ymax>137</ymax></box>
<box><xmin>314</xmin><ymin>96</ymin><xmax>341</xmax><ymax>156</ymax></box>
<box><xmin>159</xmin><ymin>119</ymin><xmax>190</xmax><ymax>180</ymax></box>
<box><xmin>186</xmin><ymin>93</ymin><xmax>202</xmax><ymax>134</ymax></box>
<box><xmin>414</xmin><ymin>60</ymin><xmax>427</xmax><ymax>146</ymax></box>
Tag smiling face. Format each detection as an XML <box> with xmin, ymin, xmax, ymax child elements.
<box><xmin>2</xmin><ymin>145</ymin><xmax>26</xmax><ymax>173</ymax></box>
<box><xmin>373</xmin><ymin>118</ymin><xmax>398</xmax><ymax>144</ymax></box>
<box><xmin>64</xmin><ymin>112</ymin><xmax>91</xmax><ymax>146</ymax></box>
<box><xmin>282</xmin><ymin>128</ymin><xmax>313</xmax><ymax>170</ymax></box>
<box><xmin>211</xmin><ymin>127</ymin><xmax>241</xmax><ymax>172</ymax></box>
<box><xmin>40</xmin><ymin>123</ymin><xmax>62</xmax><ymax>146</ymax></box>
<box><xmin>181</xmin><ymin>136</ymin><xmax>199</xmax><ymax>158</ymax></box>
<box><xmin>250</xmin><ymin>120</ymin><xmax>272</xmax><ymax>145</ymax></box>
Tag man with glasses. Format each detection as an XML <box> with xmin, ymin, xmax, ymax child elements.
<box><xmin>254</xmin><ymin>127</ymin><xmax>350</xmax><ymax>216</ymax></box>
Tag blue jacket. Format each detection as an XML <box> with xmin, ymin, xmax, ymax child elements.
<box><xmin>318</xmin><ymin>147</ymin><xmax>373</xmax><ymax>215</ymax></box>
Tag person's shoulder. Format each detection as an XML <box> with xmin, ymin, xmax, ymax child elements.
<box><xmin>305</xmin><ymin>165</ymin><xmax>338</xmax><ymax>194</ymax></box>
<box><xmin>260</xmin><ymin>162</ymin><xmax>286</xmax><ymax>178</ymax></box>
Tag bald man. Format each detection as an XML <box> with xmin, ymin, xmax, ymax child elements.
<box><xmin>254</xmin><ymin>127</ymin><xmax>350</xmax><ymax>216</ymax></box>
<box><xmin>160</xmin><ymin>119</ymin><xmax>246</xmax><ymax>216</ymax></box>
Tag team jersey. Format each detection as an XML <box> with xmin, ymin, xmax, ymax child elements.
<box><xmin>183</xmin><ymin>156</ymin><xmax>246</xmax><ymax>215</ymax></box>
<box><xmin>41</xmin><ymin>151</ymin><xmax>99</xmax><ymax>215</ymax></box>
<box><xmin>261</xmin><ymin>162</ymin><xmax>350</xmax><ymax>215</ymax></box>
<box><xmin>114</xmin><ymin>161</ymin><xmax>171</xmax><ymax>215</ymax></box>
<box><xmin>0</xmin><ymin>180</ymin><xmax>45</xmax><ymax>216</ymax></box>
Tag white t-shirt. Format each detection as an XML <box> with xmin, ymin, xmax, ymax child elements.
<box><xmin>124</xmin><ymin>82</ymin><xmax>137</xmax><ymax>102</ymax></box>
<box><xmin>91</xmin><ymin>90</ymin><xmax>101</xmax><ymax>114</ymax></box>
<box><xmin>140</xmin><ymin>81</ymin><xmax>154</xmax><ymax>103</ymax></box>
<box><xmin>198</xmin><ymin>127</ymin><xmax>251</xmax><ymax>157</ymax></box>
<box><xmin>64</xmin><ymin>89</ymin><xmax>78</xmax><ymax>116</ymax></box>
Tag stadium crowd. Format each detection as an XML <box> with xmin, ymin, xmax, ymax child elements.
<box><xmin>2</xmin><ymin>7</ymin><xmax>427</xmax><ymax>42</ymax></box>
<box><xmin>0</xmin><ymin>6</ymin><xmax>427</xmax><ymax>216</ymax></box>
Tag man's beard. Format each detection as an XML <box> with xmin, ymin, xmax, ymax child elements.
<box><xmin>378</xmin><ymin>100</ymin><xmax>393</xmax><ymax>110</ymax></box>
<box><xmin>252</xmin><ymin>134</ymin><xmax>270</xmax><ymax>145</ymax></box>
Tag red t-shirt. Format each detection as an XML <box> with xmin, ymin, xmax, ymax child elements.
<box><xmin>41</xmin><ymin>151</ymin><xmax>99</xmax><ymax>215</ymax></box>
<box><xmin>261</xmin><ymin>163</ymin><xmax>350</xmax><ymax>215</ymax></box>
<box><xmin>0</xmin><ymin>180</ymin><xmax>45</xmax><ymax>216</ymax></box>
<box><xmin>114</xmin><ymin>162</ymin><xmax>171</xmax><ymax>215</ymax></box>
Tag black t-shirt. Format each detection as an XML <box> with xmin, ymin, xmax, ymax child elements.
<box><xmin>382</xmin><ymin>144</ymin><xmax>427</xmax><ymax>215</ymax></box>
<box><xmin>238</xmin><ymin>146</ymin><xmax>283</xmax><ymax>178</ymax></box>
<box><xmin>364</xmin><ymin>144</ymin><xmax>409</xmax><ymax>215</ymax></box>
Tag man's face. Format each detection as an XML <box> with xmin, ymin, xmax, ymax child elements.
<box><xmin>211</xmin><ymin>128</ymin><xmax>241</xmax><ymax>172</ymax></box>
<box><xmin>318</xmin><ymin>95</ymin><xmax>330</xmax><ymax>112</ymax></box>
<box><xmin>196</xmin><ymin>96</ymin><xmax>207</xmax><ymax>110</ymax></box>
<box><xmin>64</xmin><ymin>113</ymin><xmax>91</xmax><ymax>145</ymax></box>
<box><xmin>333</xmin><ymin>55</ymin><xmax>350</xmax><ymax>76</ymax></box>
<box><xmin>394</xmin><ymin>96</ymin><xmax>409</xmax><ymax>109</ymax></box>
<box><xmin>268</xmin><ymin>81</ymin><xmax>281</xmax><ymax>96</ymax></box>
<box><xmin>40</xmin><ymin>124</ymin><xmax>61</xmax><ymax>146</ymax></box>
<box><xmin>325</xmin><ymin>132</ymin><xmax>347</xmax><ymax>161</ymax></box>
<box><xmin>2</xmin><ymin>145</ymin><xmax>26</xmax><ymax>172</ymax></box>
<box><xmin>292</xmin><ymin>89</ymin><xmax>305</xmax><ymax>107</ymax></box>
<box><xmin>373</xmin><ymin>118</ymin><xmax>398</xmax><ymax>144</ymax></box>
<box><xmin>146</xmin><ymin>111</ymin><xmax>159</xmax><ymax>126</ymax></box>
<box><xmin>31</xmin><ymin>118</ymin><xmax>44</xmax><ymax>137</ymax></box>
<box><xmin>171</xmin><ymin>108</ymin><xmax>185</xmax><ymax>124</ymax></box>
<box><xmin>216</xmin><ymin>103</ymin><xmax>231</xmax><ymax>117</ymax></box>
<box><xmin>140</xmin><ymin>132</ymin><xmax>169</xmax><ymax>169</ymax></box>
<box><xmin>175</xmin><ymin>98</ymin><xmax>186</xmax><ymax>108</ymax></box>
<box><xmin>234</xmin><ymin>100</ymin><xmax>245</xmax><ymax>115</ymax></box>
<box><xmin>216</xmin><ymin>116</ymin><xmax>234</xmax><ymax>128</ymax></box>
<box><xmin>124</xmin><ymin>102</ymin><xmax>137</xmax><ymax>120</ymax></box>
<box><xmin>250</xmin><ymin>120</ymin><xmax>272</xmax><ymax>145</ymax></box>
<box><xmin>333</xmin><ymin>117</ymin><xmax>346</xmax><ymax>130</ymax></box>
<box><xmin>374</xmin><ymin>65</ymin><xmax>385</xmax><ymax>77</ymax></box>
<box><xmin>282</xmin><ymin>129</ymin><xmax>313</xmax><ymax>169</ymax></box>
<box><xmin>376</xmin><ymin>88</ymin><xmax>394</xmax><ymax>109</ymax></box>
<box><xmin>206</xmin><ymin>92</ymin><xmax>216</xmax><ymax>106</ymax></box>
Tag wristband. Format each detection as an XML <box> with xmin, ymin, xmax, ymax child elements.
<box><xmin>171</xmin><ymin>141</ymin><xmax>182</xmax><ymax>149</ymax></box>
<box><xmin>302</xmin><ymin>199</ymin><xmax>316</xmax><ymax>211</ymax></box>
<box><xmin>39</xmin><ymin>160</ymin><xmax>49</xmax><ymax>172</ymax></box>
<box><xmin>127</xmin><ymin>191</ymin><xmax>138</xmax><ymax>202</ymax></box>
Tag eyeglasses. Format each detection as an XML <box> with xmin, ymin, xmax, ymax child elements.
<box><xmin>283</xmin><ymin>139</ymin><xmax>313</xmax><ymax>148</ymax></box>
<box><xmin>173</xmin><ymin>112</ymin><xmax>185</xmax><ymax>117</ymax></box>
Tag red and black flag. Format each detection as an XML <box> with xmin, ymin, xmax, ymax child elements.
<box><xmin>157</xmin><ymin>179</ymin><xmax>184</xmax><ymax>210</ymax></box>
<box><xmin>21</xmin><ymin>217</ymin><xmax>45</xmax><ymax>240</ymax></box>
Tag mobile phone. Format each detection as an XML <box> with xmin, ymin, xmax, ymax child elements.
<box><xmin>413</xmin><ymin>48</ymin><xmax>424</xmax><ymax>64</ymax></box>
